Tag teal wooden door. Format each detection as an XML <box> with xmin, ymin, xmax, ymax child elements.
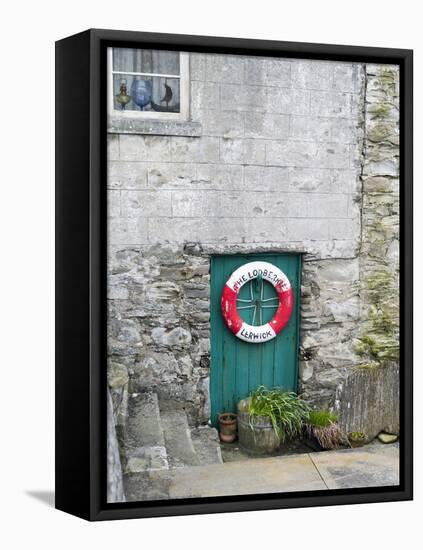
<box><xmin>210</xmin><ymin>253</ymin><xmax>301</xmax><ymax>427</ymax></box>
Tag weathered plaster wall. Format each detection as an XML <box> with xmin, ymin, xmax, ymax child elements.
<box><xmin>107</xmin><ymin>53</ymin><xmax>398</xmax><ymax>434</ymax></box>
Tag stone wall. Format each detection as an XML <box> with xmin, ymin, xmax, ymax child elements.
<box><xmin>107</xmin><ymin>53</ymin><xmax>398</xmax><ymax>433</ymax></box>
<box><xmin>335</xmin><ymin>64</ymin><xmax>400</xmax><ymax>434</ymax></box>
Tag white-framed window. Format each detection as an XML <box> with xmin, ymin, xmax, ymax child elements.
<box><xmin>107</xmin><ymin>47</ymin><xmax>189</xmax><ymax>121</ymax></box>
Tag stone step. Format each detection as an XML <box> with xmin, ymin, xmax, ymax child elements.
<box><xmin>159</xmin><ymin>399</ymin><xmax>201</xmax><ymax>468</ymax></box>
<box><xmin>190</xmin><ymin>425</ymin><xmax>223</xmax><ymax>465</ymax></box>
<box><xmin>124</xmin><ymin>392</ymin><xmax>169</xmax><ymax>473</ymax></box>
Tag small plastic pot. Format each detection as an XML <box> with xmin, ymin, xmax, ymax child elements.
<box><xmin>348</xmin><ymin>433</ymin><xmax>366</xmax><ymax>448</ymax></box>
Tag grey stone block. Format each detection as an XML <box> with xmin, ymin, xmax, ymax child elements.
<box><xmin>220</xmin><ymin>84</ymin><xmax>267</xmax><ymax>112</ymax></box>
<box><xmin>318</xmin><ymin>259</ymin><xmax>360</xmax><ymax>282</ymax></box>
<box><xmin>266</xmin><ymin>141</ymin><xmax>350</xmax><ymax>169</ymax></box>
<box><xmin>288</xmin><ymin>218</ymin><xmax>329</xmax><ymax>241</ymax></box>
<box><xmin>190</xmin><ymin>53</ymin><xmax>206</xmax><ymax>80</ymax></box>
<box><xmin>171</xmin><ymin>190</ymin><xmax>305</xmax><ymax>219</ymax></box>
<box><xmin>151</xmin><ymin>327</ymin><xmax>192</xmax><ymax>347</ymax></box>
<box><xmin>108</xmin><ymin>161</ymin><xmax>148</xmax><ymax>189</ymax></box>
<box><xmin>307</xmin><ymin>194</ymin><xmax>349</xmax><ymax>218</ymax></box>
<box><xmin>199</xmin><ymin>110</ymin><xmax>245</xmax><ymax>138</ymax></box>
<box><xmin>119</xmin><ymin>135</ymin><xmax>171</xmax><ymax>161</ymax></box>
<box><xmin>244</xmin><ymin>165</ymin><xmax>289</xmax><ymax>192</ymax></box>
<box><xmin>244</xmin><ymin>58</ymin><xmax>291</xmax><ymax>87</ymax></box>
<box><xmin>148</xmin><ymin>217</ymin><xmax>288</xmax><ymax>244</ymax></box>
<box><xmin>310</xmin><ymin>91</ymin><xmax>353</xmax><ymax>118</ymax></box>
<box><xmin>329</xmin><ymin>219</ymin><xmax>360</xmax><ymax>240</ymax></box>
<box><xmin>289</xmin><ymin>168</ymin><xmax>331</xmax><ymax>192</ymax></box>
<box><xmin>108</xmin><ymin>134</ymin><xmax>119</xmax><ymax>160</ymax></box>
<box><xmin>220</xmin><ymin>138</ymin><xmax>266</xmax><ymax>165</ymax></box>
<box><xmin>108</xmin><ymin>190</ymin><xmax>121</xmax><ymax>217</ymax></box>
<box><xmin>147</xmin><ymin>163</ymin><xmax>197</xmax><ymax>189</ymax></box>
<box><xmin>291</xmin><ymin>60</ymin><xmax>334</xmax><ymax>90</ymax></box>
<box><xmin>290</xmin><ymin>116</ymin><xmax>357</xmax><ymax>144</ymax></box>
<box><xmin>363</xmin><ymin>158</ymin><xmax>399</xmax><ymax>177</ymax></box>
<box><xmin>290</xmin><ymin>116</ymin><xmax>333</xmax><ymax>142</ymax></box>
<box><xmin>266</xmin><ymin>89</ymin><xmax>310</xmax><ymax>115</ymax></box>
<box><xmin>170</xmin><ymin>136</ymin><xmax>219</xmax><ymax>163</ymax></box>
<box><xmin>333</xmin><ymin>63</ymin><xmax>364</xmax><ymax>93</ymax></box>
<box><xmin>120</xmin><ymin>190</ymin><xmax>172</xmax><ymax>217</ymax></box>
<box><xmin>108</xmin><ymin>216</ymin><xmax>148</xmax><ymax>245</ymax></box>
<box><xmin>191</xmin><ymin>81</ymin><xmax>220</xmax><ymax>113</ymax></box>
<box><xmin>196</xmin><ymin>164</ymin><xmax>244</xmax><ymax>190</ymax></box>
<box><xmin>205</xmin><ymin>54</ymin><xmax>244</xmax><ymax>83</ymax></box>
<box><xmin>331</xmin><ymin>118</ymin><xmax>358</xmax><ymax>144</ymax></box>
<box><xmin>245</xmin><ymin>112</ymin><xmax>289</xmax><ymax>139</ymax></box>
<box><xmin>218</xmin><ymin>137</ymin><xmax>245</xmax><ymax>164</ymax></box>
<box><xmin>171</xmin><ymin>190</ymin><xmax>219</xmax><ymax>217</ymax></box>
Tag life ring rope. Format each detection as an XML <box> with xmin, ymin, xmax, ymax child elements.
<box><xmin>221</xmin><ymin>261</ymin><xmax>293</xmax><ymax>343</ymax></box>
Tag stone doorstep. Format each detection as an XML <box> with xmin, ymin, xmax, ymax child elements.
<box><xmin>123</xmin><ymin>443</ymin><xmax>400</xmax><ymax>502</ymax></box>
<box><xmin>190</xmin><ymin>425</ymin><xmax>223</xmax><ymax>465</ymax></box>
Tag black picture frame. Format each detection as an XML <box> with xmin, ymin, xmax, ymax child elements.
<box><xmin>55</xmin><ymin>28</ymin><xmax>413</xmax><ymax>521</ymax></box>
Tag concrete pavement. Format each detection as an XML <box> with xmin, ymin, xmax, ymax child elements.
<box><xmin>123</xmin><ymin>441</ymin><xmax>399</xmax><ymax>502</ymax></box>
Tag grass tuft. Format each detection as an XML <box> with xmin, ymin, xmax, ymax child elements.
<box><xmin>308</xmin><ymin>410</ymin><xmax>338</xmax><ymax>428</ymax></box>
<box><xmin>248</xmin><ymin>386</ymin><xmax>310</xmax><ymax>442</ymax></box>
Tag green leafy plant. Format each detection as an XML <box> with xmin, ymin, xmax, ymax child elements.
<box><xmin>306</xmin><ymin>410</ymin><xmax>349</xmax><ymax>450</ymax></box>
<box><xmin>248</xmin><ymin>386</ymin><xmax>310</xmax><ymax>442</ymax></box>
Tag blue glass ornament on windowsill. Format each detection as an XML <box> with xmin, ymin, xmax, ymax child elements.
<box><xmin>130</xmin><ymin>79</ymin><xmax>152</xmax><ymax>111</ymax></box>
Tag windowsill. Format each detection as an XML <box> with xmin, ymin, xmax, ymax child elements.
<box><xmin>107</xmin><ymin>116</ymin><xmax>202</xmax><ymax>137</ymax></box>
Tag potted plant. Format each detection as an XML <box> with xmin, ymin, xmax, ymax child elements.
<box><xmin>348</xmin><ymin>431</ymin><xmax>367</xmax><ymax>447</ymax></box>
<box><xmin>238</xmin><ymin>386</ymin><xmax>310</xmax><ymax>454</ymax></box>
<box><xmin>218</xmin><ymin>412</ymin><xmax>237</xmax><ymax>442</ymax></box>
<box><xmin>305</xmin><ymin>410</ymin><xmax>349</xmax><ymax>451</ymax></box>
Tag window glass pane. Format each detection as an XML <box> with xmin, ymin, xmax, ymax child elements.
<box><xmin>113</xmin><ymin>74</ymin><xmax>180</xmax><ymax>113</ymax></box>
<box><xmin>113</xmin><ymin>48</ymin><xmax>180</xmax><ymax>76</ymax></box>
<box><xmin>152</xmin><ymin>50</ymin><xmax>180</xmax><ymax>75</ymax></box>
<box><xmin>151</xmin><ymin>77</ymin><xmax>180</xmax><ymax>112</ymax></box>
<box><xmin>113</xmin><ymin>48</ymin><xmax>142</xmax><ymax>72</ymax></box>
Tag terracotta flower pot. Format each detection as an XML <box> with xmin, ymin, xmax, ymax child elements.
<box><xmin>218</xmin><ymin>413</ymin><xmax>237</xmax><ymax>443</ymax></box>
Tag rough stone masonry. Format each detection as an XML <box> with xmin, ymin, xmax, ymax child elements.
<box><xmin>107</xmin><ymin>54</ymin><xmax>399</xmax><ymax>440</ymax></box>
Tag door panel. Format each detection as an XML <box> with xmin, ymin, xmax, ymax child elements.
<box><xmin>210</xmin><ymin>253</ymin><xmax>301</xmax><ymax>427</ymax></box>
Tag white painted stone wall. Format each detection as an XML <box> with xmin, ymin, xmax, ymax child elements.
<box><xmin>107</xmin><ymin>53</ymin><xmax>398</xmax><ymax>432</ymax></box>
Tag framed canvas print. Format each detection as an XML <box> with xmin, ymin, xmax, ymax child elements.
<box><xmin>55</xmin><ymin>29</ymin><xmax>413</xmax><ymax>521</ymax></box>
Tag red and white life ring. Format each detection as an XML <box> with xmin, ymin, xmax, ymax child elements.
<box><xmin>221</xmin><ymin>261</ymin><xmax>293</xmax><ymax>343</ymax></box>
